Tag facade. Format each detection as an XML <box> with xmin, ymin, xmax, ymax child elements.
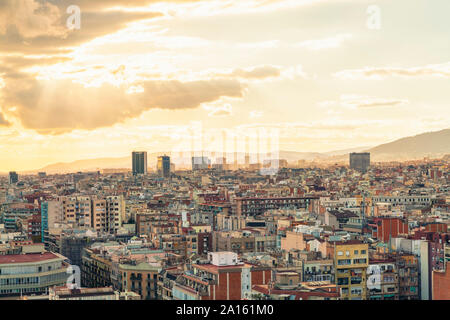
<box><xmin>349</xmin><ymin>153</ymin><xmax>370</xmax><ymax>173</ymax></box>
<box><xmin>172</xmin><ymin>252</ymin><xmax>271</xmax><ymax>300</ymax></box>
<box><xmin>41</xmin><ymin>201</ymin><xmax>63</xmax><ymax>243</ymax></box>
<box><xmin>251</xmin><ymin>281</ymin><xmax>340</xmax><ymax>300</ymax></box>
<box><xmin>9</xmin><ymin>172</ymin><xmax>18</xmax><ymax>184</ymax></box>
<box><xmin>367</xmin><ymin>259</ymin><xmax>399</xmax><ymax>300</ymax></box>
<box><xmin>236</xmin><ymin>197</ymin><xmax>317</xmax><ymax>216</ymax></box>
<box><xmin>157</xmin><ymin>156</ymin><xmax>171</xmax><ymax>178</ymax></box>
<box><xmin>432</xmin><ymin>246</ymin><xmax>450</xmax><ymax>300</ymax></box>
<box><xmin>212</xmin><ymin>231</ymin><xmax>276</xmax><ymax>255</ymax></box>
<box><xmin>61</xmin><ymin>196</ymin><xmax>92</xmax><ymax>228</ymax></box>
<box><xmin>0</xmin><ymin>249</ymin><xmax>69</xmax><ymax>297</ymax></box>
<box><xmin>1</xmin><ymin>203</ymin><xmax>40</xmax><ymax>231</ymax></box>
<box><xmin>372</xmin><ymin>217</ymin><xmax>409</xmax><ymax>243</ymax></box>
<box><xmin>333</xmin><ymin>241</ymin><xmax>369</xmax><ymax>300</ymax></box>
<box><xmin>81</xmin><ymin>248</ymin><xmax>113</xmax><ymax>288</ymax></box>
<box><xmin>390</xmin><ymin>254</ymin><xmax>420</xmax><ymax>300</ymax></box>
<box><xmin>372</xmin><ymin>196</ymin><xmax>432</xmax><ymax>207</ymax></box>
<box><xmin>132</xmin><ymin>151</ymin><xmax>148</xmax><ymax>176</ymax></box>
<box><xmin>303</xmin><ymin>259</ymin><xmax>334</xmax><ymax>282</ymax></box>
<box><xmin>57</xmin><ymin>195</ymin><xmax>124</xmax><ymax>234</ymax></box>
<box><xmin>111</xmin><ymin>261</ymin><xmax>161</xmax><ymax>300</ymax></box>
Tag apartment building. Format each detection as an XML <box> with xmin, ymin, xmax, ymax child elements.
<box><xmin>333</xmin><ymin>241</ymin><xmax>369</xmax><ymax>300</ymax></box>
<box><xmin>432</xmin><ymin>245</ymin><xmax>450</xmax><ymax>300</ymax></box>
<box><xmin>251</xmin><ymin>280</ymin><xmax>340</xmax><ymax>300</ymax></box>
<box><xmin>212</xmin><ymin>231</ymin><xmax>276</xmax><ymax>255</ymax></box>
<box><xmin>367</xmin><ymin>258</ymin><xmax>399</xmax><ymax>300</ymax></box>
<box><xmin>81</xmin><ymin>247</ymin><xmax>113</xmax><ymax>288</ymax></box>
<box><xmin>396</xmin><ymin>254</ymin><xmax>420</xmax><ymax>300</ymax></box>
<box><xmin>303</xmin><ymin>259</ymin><xmax>334</xmax><ymax>282</ymax></box>
<box><xmin>236</xmin><ymin>196</ymin><xmax>318</xmax><ymax>216</ymax></box>
<box><xmin>58</xmin><ymin>195</ymin><xmax>125</xmax><ymax>234</ymax></box>
<box><xmin>371</xmin><ymin>217</ymin><xmax>409</xmax><ymax>243</ymax></box>
<box><xmin>372</xmin><ymin>196</ymin><xmax>432</xmax><ymax>207</ymax></box>
<box><xmin>0</xmin><ymin>244</ymin><xmax>69</xmax><ymax>297</ymax></box>
<box><xmin>171</xmin><ymin>252</ymin><xmax>271</xmax><ymax>300</ymax></box>
<box><xmin>111</xmin><ymin>260</ymin><xmax>161</xmax><ymax>300</ymax></box>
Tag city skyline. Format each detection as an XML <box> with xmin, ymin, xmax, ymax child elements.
<box><xmin>1</xmin><ymin>127</ymin><xmax>448</xmax><ymax>174</ymax></box>
<box><xmin>0</xmin><ymin>0</ymin><xmax>449</xmax><ymax>171</ymax></box>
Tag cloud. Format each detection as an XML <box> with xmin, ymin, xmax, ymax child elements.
<box><xmin>0</xmin><ymin>112</ymin><xmax>11</xmax><ymax>127</ymax></box>
<box><xmin>334</xmin><ymin>62</ymin><xmax>450</xmax><ymax>80</ymax></box>
<box><xmin>318</xmin><ymin>95</ymin><xmax>409</xmax><ymax>109</ymax></box>
<box><xmin>294</xmin><ymin>34</ymin><xmax>353</xmax><ymax>51</ymax></box>
<box><xmin>230</xmin><ymin>66</ymin><xmax>281</xmax><ymax>79</ymax></box>
<box><xmin>211</xmin><ymin>65</ymin><xmax>282</xmax><ymax>80</ymax></box>
<box><xmin>1</xmin><ymin>76</ymin><xmax>245</xmax><ymax>134</ymax></box>
<box><xmin>0</xmin><ymin>0</ymin><xmax>66</xmax><ymax>38</ymax></box>
<box><xmin>202</xmin><ymin>102</ymin><xmax>233</xmax><ymax>117</ymax></box>
<box><xmin>208</xmin><ymin>105</ymin><xmax>233</xmax><ymax>117</ymax></box>
<box><xmin>0</xmin><ymin>0</ymin><xmax>163</xmax><ymax>54</ymax></box>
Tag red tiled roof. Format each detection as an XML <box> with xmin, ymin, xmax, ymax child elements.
<box><xmin>0</xmin><ymin>252</ymin><xmax>60</xmax><ymax>265</ymax></box>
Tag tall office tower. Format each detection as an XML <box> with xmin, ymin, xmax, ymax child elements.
<box><xmin>157</xmin><ymin>155</ymin><xmax>171</xmax><ymax>178</ymax></box>
<box><xmin>132</xmin><ymin>151</ymin><xmax>148</xmax><ymax>176</ymax></box>
<box><xmin>349</xmin><ymin>152</ymin><xmax>370</xmax><ymax>173</ymax></box>
<box><xmin>9</xmin><ymin>171</ymin><xmax>18</xmax><ymax>184</ymax></box>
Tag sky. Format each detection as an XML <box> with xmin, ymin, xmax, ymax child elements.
<box><xmin>0</xmin><ymin>0</ymin><xmax>449</xmax><ymax>171</ymax></box>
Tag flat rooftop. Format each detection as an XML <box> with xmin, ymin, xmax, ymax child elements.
<box><xmin>0</xmin><ymin>252</ymin><xmax>61</xmax><ymax>265</ymax></box>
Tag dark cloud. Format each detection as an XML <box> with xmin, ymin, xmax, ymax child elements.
<box><xmin>0</xmin><ymin>11</ymin><xmax>163</xmax><ymax>55</ymax></box>
<box><xmin>1</xmin><ymin>76</ymin><xmax>245</xmax><ymax>134</ymax></box>
<box><xmin>0</xmin><ymin>0</ymin><xmax>251</xmax><ymax>134</ymax></box>
<box><xmin>0</xmin><ymin>0</ymin><xmax>163</xmax><ymax>54</ymax></box>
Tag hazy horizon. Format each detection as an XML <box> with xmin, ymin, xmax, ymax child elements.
<box><xmin>1</xmin><ymin>0</ymin><xmax>450</xmax><ymax>171</ymax></box>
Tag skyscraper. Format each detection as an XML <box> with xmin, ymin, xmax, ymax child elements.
<box><xmin>157</xmin><ymin>155</ymin><xmax>171</xmax><ymax>178</ymax></box>
<box><xmin>9</xmin><ymin>171</ymin><xmax>18</xmax><ymax>184</ymax></box>
<box><xmin>132</xmin><ymin>151</ymin><xmax>148</xmax><ymax>176</ymax></box>
<box><xmin>349</xmin><ymin>152</ymin><xmax>370</xmax><ymax>173</ymax></box>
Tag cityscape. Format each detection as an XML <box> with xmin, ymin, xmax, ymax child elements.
<box><xmin>0</xmin><ymin>148</ymin><xmax>449</xmax><ymax>301</ymax></box>
<box><xmin>0</xmin><ymin>0</ymin><xmax>449</xmax><ymax>307</ymax></box>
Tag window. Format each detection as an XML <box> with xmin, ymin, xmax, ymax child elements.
<box><xmin>353</xmin><ymin>258</ymin><xmax>367</xmax><ymax>264</ymax></box>
<box><xmin>354</xmin><ymin>250</ymin><xmax>359</xmax><ymax>255</ymax></box>
<box><xmin>338</xmin><ymin>259</ymin><xmax>351</xmax><ymax>265</ymax></box>
<box><xmin>351</xmin><ymin>287</ymin><xmax>362</xmax><ymax>295</ymax></box>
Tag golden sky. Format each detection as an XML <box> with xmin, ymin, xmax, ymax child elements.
<box><xmin>0</xmin><ymin>0</ymin><xmax>449</xmax><ymax>171</ymax></box>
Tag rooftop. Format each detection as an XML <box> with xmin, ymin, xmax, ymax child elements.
<box><xmin>0</xmin><ymin>252</ymin><xmax>61</xmax><ymax>265</ymax></box>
